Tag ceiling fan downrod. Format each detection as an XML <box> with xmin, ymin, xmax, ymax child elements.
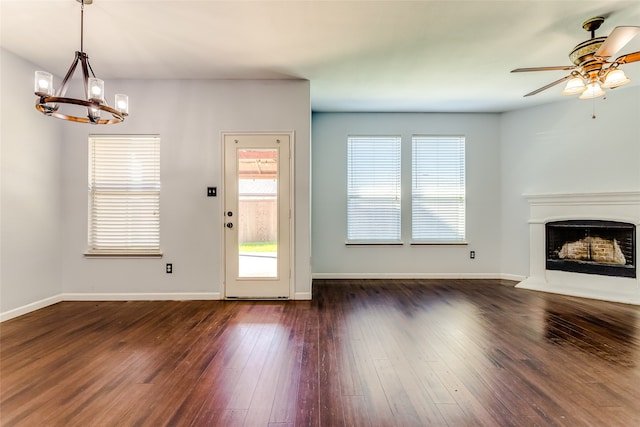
<box><xmin>583</xmin><ymin>16</ymin><xmax>605</xmax><ymax>39</ymax></box>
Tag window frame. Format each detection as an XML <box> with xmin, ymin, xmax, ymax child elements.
<box><xmin>346</xmin><ymin>135</ymin><xmax>402</xmax><ymax>245</ymax></box>
<box><xmin>86</xmin><ymin>134</ymin><xmax>162</xmax><ymax>257</ymax></box>
<box><xmin>410</xmin><ymin>134</ymin><xmax>466</xmax><ymax>244</ymax></box>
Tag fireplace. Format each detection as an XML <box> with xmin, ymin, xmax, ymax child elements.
<box><xmin>546</xmin><ymin>220</ymin><xmax>636</xmax><ymax>278</ymax></box>
<box><xmin>517</xmin><ymin>192</ymin><xmax>640</xmax><ymax>305</ymax></box>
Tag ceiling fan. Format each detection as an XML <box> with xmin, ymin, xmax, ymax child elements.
<box><xmin>512</xmin><ymin>17</ymin><xmax>640</xmax><ymax>99</ymax></box>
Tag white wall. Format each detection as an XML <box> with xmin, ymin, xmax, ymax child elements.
<box><xmin>1</xmin><ymin>49</ymin><xmax>63</xmax><ymax>319</ymax></box>
<box><xmin>311</xmin><ymin>112</ymin><xmax>502</xmax><ymax>278</ymax></box>
<box><xmin>3</xmin><ymin>44</ymin><xmax>638</xmax><ymax>319</ymax></box>
<box><xmin>312</xmin><ymin>93</ymin><xmax>640</xmax><ymax>282</ymax></box>
<box><xmin>500</xmin><ymin>87</ymin><xmax>640</xmax><ymax>277</ymax></box>
<box><xmin>60</xmin><ymin>79</ymin><xmax>312</xmax><ymax>299</ymax></box>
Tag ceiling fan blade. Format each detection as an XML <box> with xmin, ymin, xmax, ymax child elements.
<box><xmin>523</xmin><ymin>74</ymin><xmax>573</xmax><ymax>97</ymax></box>
<box><xmin>614</xmin><ymin>50</ymin><xmax>640</xmax><ymax>65</ymax></box>
<box><xmin>596</xmin><ymin>26</ymin><xmax>640</xmax><ymax>58</ymax></box>
<box><xmin>511</xmin><ymin>66</ymin><xmax>574</xmax><ymax>73</ymax></box>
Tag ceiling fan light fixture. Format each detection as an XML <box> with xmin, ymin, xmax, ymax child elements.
<box><xmin>561</xmin><ymin>77</ymin><xmax>586</xmax><ymax>95</ymax></box>
<box><xmin>579</xmin><ymin>82</ymin><xmax>605</xmax><ymax>99</ymax></box>
<box><xmin>602</xmin><ymin>69</ymin><xmax>631</xmax><ymax>88</ymax></box>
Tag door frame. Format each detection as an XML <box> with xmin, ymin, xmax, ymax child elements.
<box><xmin>220</xmin><ymin>131</ymin><xmax>295</xmax><ymax>299</ymax></box>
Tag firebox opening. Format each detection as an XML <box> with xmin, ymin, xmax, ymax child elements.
<box><xmin>546</xmin><ymin>220</ymin><xmax>636</xmax><ymax>278</ymax></box>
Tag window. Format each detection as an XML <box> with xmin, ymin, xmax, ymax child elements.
<box><xmin>347</xmin><ymin>136</ymin><xmax>401</xmax><ymax>243</ymax></box>
<box><xmin>412</xmin><ymin>135</ymin><xmax>465</xmax><ymax>243</ymax></box>
<box><xmin>88</xmin><ymin>135</ymin><xmax>161</xmax><ymax>255</ymax></box>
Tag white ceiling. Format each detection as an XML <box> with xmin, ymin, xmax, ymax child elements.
<box><xmin>2</xmin><ymin>0</ymin><xmax>640</xmax><ymax>113</ymax></box>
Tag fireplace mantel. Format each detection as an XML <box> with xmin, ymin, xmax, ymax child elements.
<box><xmin>516</xmin><ymin>191</ymin><xmax>640</xmax><ymax>305</ymax></box>
<box><xmin>525</xmin><ymin>191</ymin><xmax>640</xmax><ymax>207</ymax></box>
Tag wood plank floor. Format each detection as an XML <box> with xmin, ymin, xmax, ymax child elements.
<box><xmin>1</xmin><ymin>279</ymin><xmax>640</xmax><ymax>426</ymax></box>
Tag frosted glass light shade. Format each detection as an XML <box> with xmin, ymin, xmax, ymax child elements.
<box><xmin>89</xmin><ymin>106</ymin><xmax>101</xmax><ymax>120</ymax></box>
<box><xmin>602</xmin><ymin>69</ymin><xmax>630</xmax><ymax>89</ymax></box>
<box><xmin>561</xmin><ymin>77</ymin><xmax>586</xmax><ymax>95</ymax></box>
<box><xmin>88</xmin><ymin>78</ymin><xmax>104</xmax><ymax>102</ymax></box>
<box><xmin>115</xmin><ymin>94</ymin><xmax>129</xmax><ymax>114</ymax></box>
<box><xmin>579</xmin><ymin>82</ymin><xmax>605</xmax><ymax>99</ymax></box>
<box><xmin>35</xmin><ymin>71</ymin><xmax>53</xmax><ymax>96</ymax></box>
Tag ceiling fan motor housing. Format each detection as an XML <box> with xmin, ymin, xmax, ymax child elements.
<box><xmin>569</xmin><ymin>37</ymin><xmax>606</xmax><ymax>65</ymax></box>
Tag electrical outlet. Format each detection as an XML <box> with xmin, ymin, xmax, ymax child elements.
<box><xmin>470</xmin><ymin>251</ymin><xmax>475</xmax><ymax>259</ymax></box>
<box><xmin>166</xmin><ymin>263</ymin><xmax>173</xmax><ymax>274</ymax></box>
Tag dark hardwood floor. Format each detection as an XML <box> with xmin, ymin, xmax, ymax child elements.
<box><xmin>1</xmin><ymin>279</ymin><xmax>639</xmax><ymax>426</ymax></box>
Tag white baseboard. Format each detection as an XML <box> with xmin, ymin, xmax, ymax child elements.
<box><xmin>0</xmin><ymin>294</ymin><xmax>63</xmax><ymax>322</ymax></box>
<box><xmin>61</xmin><ymin>292</ymin><xmax>223</xmax><ymax>301</ymax></box>
<box><xmin>499</xmin><ymin>273</ymin><xmax>527</xmax><ymax>282</ymax></box>
<box><xmin>294</xmin><ymin>292</ymin><xmax>312</xmax><ymax>300</ymax></box>
<box><xmin>312</xmin><ymin>272</ymin><xmax>518</xmax><ymax>280</ymax></box>
<box><xmin>516</xmin><ymin>277</ymin><xmax>640</xmax><ymax>306</ymax></box>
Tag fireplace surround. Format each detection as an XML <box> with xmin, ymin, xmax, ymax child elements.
<box><xmin>517</xmin><ymin>192</ymin><xmax>640</xmax><ymax>305</ymax></box>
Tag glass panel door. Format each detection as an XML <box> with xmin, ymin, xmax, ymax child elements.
<box><xmin>224</xmin><ymin>134</ymin><xmax>291</xmax><ymax>298</ymax></box>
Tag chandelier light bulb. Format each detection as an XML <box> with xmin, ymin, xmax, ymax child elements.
<box><xmin>39</xmin><ymin>79</ymin><xmax>50</xmax><ymax>90</ymax></box>
<box><xmin>34</xmin><ymin>71</ymin><xmax>54</xmax><ymax>96</ymax></box>
<box><xmin>89</xmin><ymin>106</ymin><xmax>101</xmax><ymax>120</ymax></box>
<box><xmin>115</xmin><ymin>94</ymin><xmax>129</xmax><ymax>114</ymax></box>
<box><xmin>88</xmin><ymin>78</ymin><xmax>105</xmax><ymax>102</ymax></box>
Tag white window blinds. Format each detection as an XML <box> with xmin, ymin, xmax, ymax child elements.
<box><xmin>347</xmin><ymin>136</ymin><xmax>401</xmax><ymax>242</ymax></box>
<box><xmin>88</xmin><ymin>135</ymin><xmax>161</xmax><ymax>255</ymax></box>
<box><xmin>412</xmin><ymin>135</ymin><xmax>465</xmax><ymax>243</ymax></box>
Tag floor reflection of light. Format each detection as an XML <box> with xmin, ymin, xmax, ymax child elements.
<box><xmin>542</xmin><ymin>297</ymin><xmax>639</xmax><ymax>368</ymax></box>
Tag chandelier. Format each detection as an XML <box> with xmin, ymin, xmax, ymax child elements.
<box><xmin>34</xmin><ymin>0</ymin><xmax>128</xmax><ymax>124</ymax></box>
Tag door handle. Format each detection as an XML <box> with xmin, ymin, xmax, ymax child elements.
<box><xmin>225</xmin><ymin>222</ymin><xmax>233</xmax><ymax>229</ymax></box>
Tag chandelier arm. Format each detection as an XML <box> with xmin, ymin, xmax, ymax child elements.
<box><xmin>51</xmin><ymin>112</ymin><xmax>122</xmax><ymax>125</ymax></box>
<box><xmin>36</xmin><ymin>96</ymin><xmax>125</xmax><ymax>124</ymax></box>
<box><xmin>87</xmin><ymin>60</ymin><xmax>97</xmax><ymax>78</ymax></box>
<box><xmin>56</xmin><ymin>52</ymin><xmax>82</xmax><ymax>97</ymax></box>
<box><xmin>80</xmin><ymin>53</ymin><xmax>91</xmax><ymax>99</ymax></box>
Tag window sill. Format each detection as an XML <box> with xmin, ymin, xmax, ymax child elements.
<box><xmin>346</xmin><ymin>242</ymin><xmax>404</xmax><ymax>246</ymax></box>
<box><xmin>84</xmin><ymin>251</ymin><xmax>163</xmax><ymax>258</ymax></box>
<box><xmin>410</xmin><ymin>242</ymin><xmax>468</xmax><ymax>246</ymax></box>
